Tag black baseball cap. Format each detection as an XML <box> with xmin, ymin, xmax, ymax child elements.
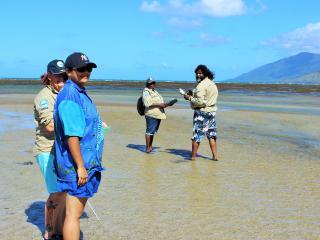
<box><xmin>65</xmin><ymin>52</ymin><xmax>97</xmax><ymax>69</ymax></box>
<box><xmin>47</xmin><ymin>59</ymin><xmax>66</xmax><ymax>74</ymax></box>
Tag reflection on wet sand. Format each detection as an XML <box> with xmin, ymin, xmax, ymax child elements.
<box><xmin>0</xmin><ymin>89</ymin><xmax>319</xmax><ymax>239</ymax></box>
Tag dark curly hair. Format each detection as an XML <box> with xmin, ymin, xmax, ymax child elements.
<box><xmin>194</xmin><ymin>64</ymin><xmax>214</xmax><ymax>80</ymax></box>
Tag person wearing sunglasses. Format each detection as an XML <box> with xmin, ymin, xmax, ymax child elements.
<box><xmin>33</xmin><ymin>59</ymin><xmax>67</xmax><ymax>240</ymax></box>
<box><xmin>53</xmin><ymin>52</ymin><xmax>104</xmax><ymax>240</ymax></box>
<box><xmin>183</xmin><ymin>65</ymin><xmax>219</xmax><ymax>161</ymax></box>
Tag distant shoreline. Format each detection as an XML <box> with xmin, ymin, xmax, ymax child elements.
<box><xmin>0</xmin><ymin>78</ymin><xmax>319</xmax><ymax>93</ymax></box>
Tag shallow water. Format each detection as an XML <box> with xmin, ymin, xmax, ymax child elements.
<box><xmin>92</xmin><ymin>102</ymin><xmax>320</xmax><ymax>239</ymax></box>
<box><xmin>0</xmin><ymin>109</ymin><xmax>34</xmax><ymax>134</ymax></box>
<box><xmin>0</xmin><ymin>87</ymin><xmax>320</xmax><ymax>239</ymax></box>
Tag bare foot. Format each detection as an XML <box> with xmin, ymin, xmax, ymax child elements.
<box><xmin>212</xmin><ymin>158</ymin><xmax>219</xmax><ymax>161</ymax></box>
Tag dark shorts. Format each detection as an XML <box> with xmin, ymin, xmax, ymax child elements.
<box><xmin>145</xmin><ymin>116</ymin><xmax>161</xmax><ymax>136</ymax></box>
<box><xmin>192</xmin><ymin>110</ymin><xmax>217</xmax><ymax>142</ymax></box>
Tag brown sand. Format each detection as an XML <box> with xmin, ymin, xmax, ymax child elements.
<box><xmin>0</xmin><ymin>92</ymin><xmax>319</xmax><ymax>240</ymax></box>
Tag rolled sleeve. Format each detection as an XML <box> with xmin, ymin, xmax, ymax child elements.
<box><xmin>39</xmin><ymin>108</ymin><xmax>53</xmax><ymax>126</ymax></box>
<box><xmin>58</xmin><ymin>100</ymin><xmax>85</xmax><ymax>137</ymax></box>
<box><xmin>35</xmin><ymin>98</ymin><xmax>53</xmax><ymax>126</ymax></box>
<box><xmin>190</xmin><ymin>88</ymin><xmax>207</xmax><ymax>108</ymax></box>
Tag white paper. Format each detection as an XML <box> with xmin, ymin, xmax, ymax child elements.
<box><xmin>179</xmin><ymin>88</ymin><xmax>185</xmax><ymax>95</ymax></box>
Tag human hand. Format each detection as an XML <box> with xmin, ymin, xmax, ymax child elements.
<box><xmin>187</xmin><ymin>90</ymin><xmax>193</xmax><ymax>96</ymax></box>
<box><xmin>183</xmin><ymin>94</ymin><xmax>191</xmax><ymax>100</ymax></box>
<box><xmin>77</xmin><ymin>166</ymin><xmax>88</xmax><ymax>186</ymax></box>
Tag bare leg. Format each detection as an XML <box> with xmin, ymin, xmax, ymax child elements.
<box><xmin>150</xmin><ymin>135</ymin><xmax>154</xmax><ymax>149</ymax></box>
<box><xmin>208</xmin><ymin>138</ymin><xmax>218</xmax><ymax>160</ymax></box>
<box><xmin>44</xmin><ymin>192</ymin><xmax>66</xmax><ymax>239</ymax></box>
<box><xmin>51</xmin><ymin>192</ymin><xmax>66</xmax><ymax>235</ymax></box>
<box><xmin>44</xmin><ymin>195</ymin><xmax>54</xmax><ymax>239</ymax></box>
<box><xmin>191</xmin><ymin>140</ymin><xmax>200</xmax><ymax>160</ymax></box>
<box><xmin>145</xmin><ymin>134</ymin><xmax>153</xmax><ymax>153</ymax></box>
<box><xmin>63</xmin><ymin>194</ymin><xmax>87</xmax><ymax>240</ymax></box>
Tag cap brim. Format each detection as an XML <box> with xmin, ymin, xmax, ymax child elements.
<box><xmin>86</xmin><ymin>62</ymin><xmax>97</xmax><ymax>68</ymax></box>
<box><xmin>50</xmin><ymin>69</ymin><xmax>66</xmax><ymax>75</ymax></box>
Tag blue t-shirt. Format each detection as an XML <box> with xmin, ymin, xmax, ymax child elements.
<box><xmin>54</xmin><ymin>80</ymin><xmax>104</xmax><ymax>182</ymax></box>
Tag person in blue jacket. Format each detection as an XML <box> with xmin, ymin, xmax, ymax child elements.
<box><xmin>54</xmin><ymin>52</ymin><xmax>104</xmax><ymax>240</ymax></box>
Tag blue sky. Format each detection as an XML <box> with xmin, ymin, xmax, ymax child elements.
<box><xmin>1</xmin><ymin>0</ymin><xmax>320</xmax><ymax>81</ymax></box>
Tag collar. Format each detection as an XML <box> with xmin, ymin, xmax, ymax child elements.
<box><xmin>144</xmin><ymin>87</ymin><xmax>156</xmax><ymax>92</ymax></box>
<box><xmin>66</xmin><ymin>79</ymin><xmax>86</xmax><ymax>93</ymax></box>
<box><xmin>46</xmin><ymin>85</ymin><xmax>59</xmax><ymax>94</ymax></box>
<box><xmin>196</xmin><ymin>77</ymin><xmax>209</xmax><ymax>85</ymax></box>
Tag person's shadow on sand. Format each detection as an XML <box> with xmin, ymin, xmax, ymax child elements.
<box><xmin>25</xmin><ymin>201</ymin><xmax>45</xmax><ymax>234</ymax></box>
<box><xmin>25</xmin><ymin>201</ymin><xmax>88</xmax><ymax>239</ymax></box>
<box><xmin>127</xmin><ymin>144</ymin><xmax>159</xmax><ymax>153</ymax></box>
<box><xmin>165</xmin><ymin>148</ymin><xmax>211</xmax><ymax>161</ymax></box>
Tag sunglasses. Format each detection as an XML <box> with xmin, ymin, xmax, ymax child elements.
<box><xmin>75</xmin><ymin>66</ymin><xmax>93</xmax><ymax>73</ymax></box>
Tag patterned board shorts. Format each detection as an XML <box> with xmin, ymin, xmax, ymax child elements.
<box><xmin>192</xmin><ymin>110</ymin><xmax>217</xmax><ymax>142</ymax></box>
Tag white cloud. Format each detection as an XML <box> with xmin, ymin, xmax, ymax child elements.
<box><xmin>250</xmin><ymin>0</ymin><xmax>267</xmax><ymax>14</ymax></box>
<box><xmin>140</xmin><ymin>0</ymin><xmax>247</xmax><ymax>17</ymax></box>
<box><xmin>150</xmin><ymin>31</ymin><xmax>168</xmax><ymax>39</ymax></box>
<box><xmin>166</xmin><ymin>17</ymin><xmax>202</xmax><ymax>29</ymax></box>
<box><xmin>255</xmin><ymin>0</ymin><xmax>267</xmax><ymax>11</ymax></box>
<box><xmin>140</xmin><ymin>1</ymin><xmax>162</xmax><ymax>13</ymax></box>
<box><xmin>191</xmin><ymin>33</ymin><xmax>231</xmax><ymax>47</ymax></box>
<box><xmin>161</xmin><ymin>62</ymin><xmax>169</xmax><ymax>68</ymax></box>
<box><xmin>200</xmin><ymin>0</ymin><xmax>246</xmax><ymax>17</ymax></box>
<box><xmin>264</xmin><ymin>22</ymin><xmax>320</xmax><ymax>53</ymax></box>
<box><xmin>200</xmin><ymin>33</ymin><xmax>231</xmax><ymax>44</ymax></box>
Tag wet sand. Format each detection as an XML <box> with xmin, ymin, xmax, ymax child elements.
<box><xmin>0</xmin><ymin>90</ymin><xmax>319</xmax><ymax>240</ymax></box>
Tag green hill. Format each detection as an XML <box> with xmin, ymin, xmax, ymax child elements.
<box><xmin>225</xmin><ymin>52</ymin><xmax>320</xmax><ymax>84</ymax></box>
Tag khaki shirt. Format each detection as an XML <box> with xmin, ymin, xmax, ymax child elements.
<box><xmin>142</xmin><ymin>88</ymin><xmax>166</xmax><ymax>120</ymax></box>
<box><xmin>190</xmin><ymin>77</ymin><xmax>218</xmax><ymax>112</ymax></box>
<box><xmin>33</xmin><ymin>86</ymin><xmax>58</xmax><ymax>156</ymax></box>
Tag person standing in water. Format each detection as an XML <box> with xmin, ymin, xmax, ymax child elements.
<box><xmin>33</xmin><ymin>59</ymin><xmax>67</xmax><ymax>240</ymax></box>
<box><xmin>183</xmin><ymin>65</ymin><xmax>219</xmax><ymax>161</ymax></box>
<box><xmin>142</xmin><ymin>77</ymin><xmax>168</xmax><ymax>153</ymax></box>
<box><xmin>54</xmin><ymin>52</ymin><xmax>104</xmax><ymax>240</ymax></box>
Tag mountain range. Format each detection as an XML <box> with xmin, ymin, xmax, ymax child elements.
<box><xmin>225</xmin><ymin>52</ymin><xmax>320</xmax><ymax>84</ymax></box>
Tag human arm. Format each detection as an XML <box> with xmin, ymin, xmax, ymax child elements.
<box><xmin>34</xmin><ymin>93</ymin><xmax>55</xmax><ymax>135</ymax></box>
<box><xmin>183</xmin><ymin>90</ymin><xmax>194</xmax><ymax>100</ymax></box>
<box><xmin>187</xmin><ymin>87</ymin><xmax>207</xmax><ymax>108</ymax></box>
<box><xmin>67</xmin><ymin>136</ymin><xmax>88</xmax><ymax>186</ymax></box>
<box><xmin>149</xmin><ymin>103</ymin><xmax>168</xmax><ymax>108</ymax></box>
<box><xmin>183</xmin><ymin>94</ymin><xmax>191</xmax><ymax>100</ymax></box>
<box><xmin>58</xmin><ymin>98</ymin><xmax>87</xmax><ymax>185</ymax></box>
<box><xmin>142</xmin><ymin>90</ymin><xmax>168</xmax><ymax>108</ymax></box>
